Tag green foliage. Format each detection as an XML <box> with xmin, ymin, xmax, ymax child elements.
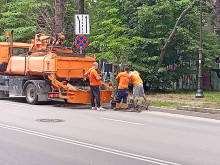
<box><xmin>86</xmin><ymin>0</ymin><xmax>219</xmax><ymax>89</ymax></box>
<box><xmin>0</xmin><ymin>0</ymin><xmax>219</xmax><ymax>90</ymax></box>
<box><xmin>0</xmin><ymin>0</ymin><xmax>37</xmax><ymax>42</ymax></box>
<box><xmin>88</xmin><ymin>0</ymin><xmax>131</xmax><ymax>61</ymax></box>
<box><xmin>202</xmin><ymin>31</ymin><xmax>220</xmax><ymax>67</ymax></box>
<box><xmin>126</xmin><ymin>0</ymin><xmax>218</xmax><ymax>89</ymax></box>
<box><xmin>63</xmin><ymin>0</ymin><xmax>78</xmax><ymax>46</ymax></box>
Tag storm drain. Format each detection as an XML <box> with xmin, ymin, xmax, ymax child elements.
<box><xmin>36</xmin><ymin>119</ymin><xmax>65</xmax><ymax>123</ymax></box>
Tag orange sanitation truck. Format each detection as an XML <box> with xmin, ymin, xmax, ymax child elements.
<box><xmin>0</xmin><ymin>32</ymin><xmax>112</xmax><ymax>104</ymax></box>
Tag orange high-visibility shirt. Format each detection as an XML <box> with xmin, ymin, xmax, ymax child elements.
<box><xmin>86</xmin><ymin>68</ymin><xmax>101</xmax><ymax>86</ymax></box>
<box><xmin>85</xmin><ymin>68</ymin><xmax>92</xmax><ymax>78</ymax></box>
<box><xmin>117</xmin><ymin>72</ymin><xmax>130</xmax><ymax>89</ymax></box>
<box><xmin>130</xmin><ymin>71</ymin><xmax>143</xmax><ymax>86</ymax></box>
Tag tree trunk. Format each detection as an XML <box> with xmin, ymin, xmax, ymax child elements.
<box><xmin>54</xmin><ymin>0</ymin><xmax>65</xmax><ymax>34</ymax></box>
<box><xmin>78</xmin><ymin>0</ymin><xmax>84</xmax><ymax>14</ymax></box>
<box><xmin>117</xmin><ymin>55</ymin><xmax>120</xmax><ymax>73</ymax></box>
<box><xmin>210</xmin><ymin>0</ymin><xmax>220</xmax><ymax>28</ymax></box>
<box><xmin>156</xmin><ymin>0</ymin><xmax>197</xmax><ymax>69</ymax></box>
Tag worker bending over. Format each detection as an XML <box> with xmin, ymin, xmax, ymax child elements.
<box><xmin>115</xmin><ymin>67</ymin><xmax>130</xmax><ymax>109</ymax></box>
<box><xmin>84</xmin><ymin>62</ymin><xmax>104</xmax><ymax>111</ymax></box>
<box><xmin>130</xmin><ymin>71</ymin><xmax>147</xmax><ymax>109</ymax></box>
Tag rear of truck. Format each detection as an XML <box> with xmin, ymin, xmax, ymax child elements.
<box><xmin>47</xmin><ymin>52</ymin><xmax>112</xmax><ymax>104</ymax></box>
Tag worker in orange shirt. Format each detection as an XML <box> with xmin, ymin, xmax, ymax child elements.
<box><xmin>130</xmin><ymin>71</ymin><xmax>147</xmax><ymax>109</ymax></box>
<box><xmin>115</xmin><ymin>67</ymin><xmax>130</xmax><ymax>110</ymax></box>
<box><xmin>84</xmin><ymin>62</ymin><xmax>104</xmax><ymax>111</ymax></box>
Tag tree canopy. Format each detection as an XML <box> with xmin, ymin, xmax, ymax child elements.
<box><xmin>0</xmin><ymin>0</ymin><xmax>220</xmax><ymax>89</ymax></box>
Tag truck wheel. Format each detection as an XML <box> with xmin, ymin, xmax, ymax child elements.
<box><xmin>25</xmin><ymin>83</ymin><xmax>39</xmax><ymax>104</ymax></box>
<box><xmin>0</xmin><ymin>91</ymin><xmax>9</xmax><ymax>98</ymax></box>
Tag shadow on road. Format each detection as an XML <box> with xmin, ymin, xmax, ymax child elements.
<box><xmin>0</xmin><ymin>97</ymin><xmax>27</xmax><ymax>103</ymax></box>
<box><xmin>0</xmin><ymin>97</ymin><xmax>113</xmax><ymax>110</ymax></box>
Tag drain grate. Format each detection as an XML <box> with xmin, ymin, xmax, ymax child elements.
<box><xmin>36</xmin><ymin>119</ymin><xmax>65</xmax><ymax>123</ymax></box>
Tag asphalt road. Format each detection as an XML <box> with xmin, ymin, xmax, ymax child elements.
<box><xmin>0</xmin><ymin>97</ymin><xmax>220</xmax><ymax>165</ymax></box>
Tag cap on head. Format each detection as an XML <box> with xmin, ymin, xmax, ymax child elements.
<box><xmin>93</xmin><ymin>62</ymin><xmax>98</xmax><ymax>66</ymax></box>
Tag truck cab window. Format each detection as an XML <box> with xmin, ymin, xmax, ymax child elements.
<box><xmin>9</xmin><ymin>48</ymin><xmax>29</xmax><ymax>56</ymax></box>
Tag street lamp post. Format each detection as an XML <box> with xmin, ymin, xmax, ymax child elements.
<box><xmin>196</xmin><ymin>0</ymin><xmax>204</xmax><ymax>98</ymax></box>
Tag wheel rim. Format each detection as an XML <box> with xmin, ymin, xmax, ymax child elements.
<box><xmin>27</xmin><ymin>85</ymin><xmax>35</xmax><ymax>102</ymax></box>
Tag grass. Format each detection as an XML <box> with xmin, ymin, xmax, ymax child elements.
<box><xmin>145</xmin><ymin>90</ymin><xmax>220</xmax><ymax>109</ymax></box>
<box><xmin>148</xmin><ymin>100</ymin><xmax>188</xmax><ymax>109</ymax></box>
<box><xmin>203</xmin><ymin>91</ymin><xmax>220</xmax><ymax>107</ymax></box>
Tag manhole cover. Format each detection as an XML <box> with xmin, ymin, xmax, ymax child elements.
<box><xmin>36</xmin><ymin>119</ymin><xmax>65</xmax><ymax>123</ymax></box>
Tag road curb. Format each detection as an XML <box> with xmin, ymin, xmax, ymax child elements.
<box><xmin>177</xmin><ymin>106</ymin><xmax>220</xmax><ymax>114</ymax></box>
<box><xmin>148</xmin><ymin>105</ymin><xmax>220</xmax><ymax>114</ymax></box>
<box><xmin>148</xmin><ymin>106</ymin><xmax>176</xmax><ymax>111</ymax></box>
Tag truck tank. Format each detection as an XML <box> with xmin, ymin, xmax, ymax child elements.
<box><xmin>6</xmin><ymin>52</ymin><xmax>96</xmax><ymax>78</ymax></box>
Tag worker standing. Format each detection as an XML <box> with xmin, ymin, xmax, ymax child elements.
<box><xmin>84</xmin><ymin>62</ymin><xmax>104</xmax><ymax>111</ymax></box>
<box><xmin>130</xmin><ymin>71</ymin><xmax>147</xmax><ymax>109</ymax></box>
<box><xmin>115</xmin><ymin>67</ymin><xmax>130</xmax><ymax>110</ymax></box>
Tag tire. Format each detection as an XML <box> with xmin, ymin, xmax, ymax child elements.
<box><xmin>25</xmin><ymin>83</ymin><xmax>39</xmax><ymax>104</ymax></box>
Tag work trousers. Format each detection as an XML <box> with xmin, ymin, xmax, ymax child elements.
<box><xmin>116</xmin><ymin>88</ymin><xmax>128</xmax><ymax>104</ymax></box>
<box><xmin>90</xmin><ymin>85</ymin><xmax>101</xmax><ymax>108</ymax></box>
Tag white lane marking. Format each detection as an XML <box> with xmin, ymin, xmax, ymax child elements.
<box><xmin>99</xmin><ymin>117</ymin><xmax>146</xmax><ymax>126</ymax></box>
<box><xmin>0</xmin><ymin>123</ymin><xmax>181</xmax><ymax>165</ymax></box>
<box><xmin>4</xmin><ymin>102</ymin><xmax>31</xmax><ymax>108</ymax></box>
<box><xmin>147</xmin><ymin>111</ymin><xmax>220</xmax><ymax>123</ymax></box>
